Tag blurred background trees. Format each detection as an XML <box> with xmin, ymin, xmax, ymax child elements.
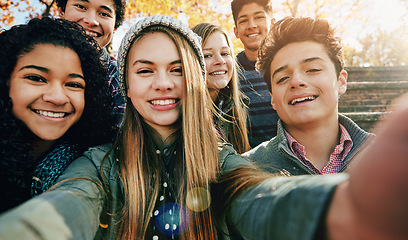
<box><xmin>2</xmin><ymin>0</ymin><xmax>407</xmax><ymax>66</ymax></box>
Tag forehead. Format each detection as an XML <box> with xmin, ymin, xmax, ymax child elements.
<box><xmin>271</xmin><ymin>41</ymin><xmax>331</xmax><ymax>69</ymax></box>
<box><xmin>238</xmin><ymin>2</ymin><xmax>268</xmax><ymax>18</ymax></box>
<box><xmin>204</xmin><ymin>32</ymin><xmax>229</xmax><ymax>48</ymax></box>
<box><xmin>128</xmin><ymin>32</ymin><xmax>178</xmax><ymax>61</ymax></box>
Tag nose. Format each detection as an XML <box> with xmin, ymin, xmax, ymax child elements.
<box><xmin>290</xmin><ymin>72</ymin><xmax>308</xmax><ymax>89</ymax></box>
<box><xmin>247</xmin><ymin>18</ymin><xmax>257</xmax><ymax>29</ymax></box>
<box><xmin>152</xmin><ymin>72</ymin><xmax>175</xmax><ymax>91</ymax></box>
<box><xmin>83</xmin><ymin>11</ymin><xmax>99</xmax><ymax>27</ymax></box>
<box><xmin>42</xmin><ymin>84</ymin><xmax>70</xmax><ymax>105</ymax></box>
<box><xmin>214</xmin><ymin>53</ymin><xmax>226</xmax><ymax>66</ymax></box>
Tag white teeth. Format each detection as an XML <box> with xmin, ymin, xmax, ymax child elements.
<box><xmin>36</xmin><ymin>110</ymin><xmax>65</xmax><ymax>118</ymax></box>
<box><xmin>290</xmin><ymin>96</ymin><xmax>316</xmax><ymax>105</ymax></box>
<box><xmin>86</xmin><ymin>31</ymin><xmax>98</xmax><ymax>37</ymax></box>
<box><xmin>151</xmin><ymin>99</ymin><xmax>176</xmax><ymax>106</ymax></box>
<box><xmin>248</xmin><ymin>33</ymin><xmax>259</xmax><ymax>37</ymax></box>
<box><xmin>210</xmin><ymin>71</ymin><xmax>226</xmax><ymax>75</ymax></box>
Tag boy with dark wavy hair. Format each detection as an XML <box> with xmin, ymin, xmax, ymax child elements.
<box><xmin>244</xmin><ymin>17</ymin><xmax>373</xmax><ymax>175</ymax></box>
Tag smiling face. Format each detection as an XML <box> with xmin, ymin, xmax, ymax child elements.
<box><xmin>9</xmin><ymin>44</ymin><xmax>85</xmax><ymax>141</ymax></box>
<box><xmin>269</xmin><ymin>41</ymin><xmax>347</xmax><ymax>129</ymax></box>
<box><xmin>234</xmin><ymin>2</ymin><xmax>271</xmax><ymax>53</ymax></box>
<box><xmin>126</xmin><ymin>32</ymin><xmax>184</xmax><ymax>139</ymax></box>
<box><xmin>202</xmin><ymin>31</ymin><xmax>233</xmax><ymax>100</ymax></box>
<box><xmin>61</xmin><ymin>0</ymin><xmax>116</xmax><ymax>48</ymax></box>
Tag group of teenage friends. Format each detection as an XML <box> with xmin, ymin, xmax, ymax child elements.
<box><xmin>0</xmin><ymin>0</ymin><xmax>407</xmax><ymax>239</ymax></box>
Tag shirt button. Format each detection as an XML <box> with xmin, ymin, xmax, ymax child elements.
<box><xmin>338</xmin><ymin>146</ymin><xmax>344</xmax><ymax>152</ymax></box>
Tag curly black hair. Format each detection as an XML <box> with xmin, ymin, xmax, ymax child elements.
<box><xmin>56</xmin><ymin>0</ymin><xmax>126</xmax><ymax>29</ymax></box>
<box><xmin>0</xmin><ymin>17</ymin><xmax>117</xmax><ymax>209</ymax></box>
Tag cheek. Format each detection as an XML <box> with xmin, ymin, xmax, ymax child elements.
<box><xmin>72</xmin><ymin>92</ymin><xmax>86</xmax><ymax>116</ymax></box>
<box><xmin>204</xmin><ymin>59</ymin><xmax>212</xmax><ymax>72</ymax></box>
<box><xmin>226</xmin><ymin>60</ymin><xmax>234</xmax><ymax>79</ymax></box>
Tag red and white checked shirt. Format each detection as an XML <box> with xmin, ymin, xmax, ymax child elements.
<box><xmin>284</xmin><ymin>124</ymin><xmax>353</xmax><ymax>174</ymax></box>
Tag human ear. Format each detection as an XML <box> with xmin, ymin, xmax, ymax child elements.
<box><xmin>233</xmin><ymin>27</ymin><xmax>238</xmax><ymax>38</ymax></box>
<box><xmin>57</xmin><ymin>7</ymin><xmax>64</xmax><ymax>17</ymax></box>
<box><xmin>270</xmin><ymin>92</ymin><xmax>276</xmax><ymax>110</ymax></box>
<box><xmin>338</xmin><ymin>70</ymin><xmax>348</xmax><ymax>95</ymax></box>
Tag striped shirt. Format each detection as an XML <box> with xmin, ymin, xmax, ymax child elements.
<box><xmin>237</xmin><ymin>51</ymin><xmax>279</xmax><ymax>148</ymax></box>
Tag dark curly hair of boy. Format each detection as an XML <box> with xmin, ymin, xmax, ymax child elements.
<box><xmin>0</xmin><ymin>17</ymin><xmax>117</xmax><ymax>211</ymax></box>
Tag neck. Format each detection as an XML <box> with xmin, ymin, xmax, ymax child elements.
<box><xmin>153</xmin><ymin>124</ymin><xmax>179</xmax><ymax>142</ymax></box>
<box><xmin>285</xmin><ymin>119</ymin><xmax>340</xmax><ymax>170</ymax></box>
<box><xmin>30</xmin><ymin>139</ymin><xmax>56</xmax><ymax>160</ymax></box>
<box><xmin>208</xmin><ymin>88</ymin><xmax>219</xmax><ymax>102</ymax></box>
<box><xmin>244</xmin><ymin>48</ymin><xmax>259</xmax><ymax>62</ymax></box>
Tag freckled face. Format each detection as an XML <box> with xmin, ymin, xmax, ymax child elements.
<box><xmin>9</xmin><ymin>44</ymin><xmax>85</xmax><ymax>141</ymax></box>
<box><xmin>126</xmin><ymin>32</ymin><xmax>184</xmax><ymax>138</ymax></box>
<box><xmin>269</xmin><ymin>41</ymin><xmax>347</xmax><ymax>129</ymax></box>
<box><xmin>61</xmin><ymin>0</ymin><xmax>116</xmax><ymax>48</ymax></box>
<box><xmin>203</xmin><ymin>31</ymin><xmax>233</xmax><ymax>97</ymax></box>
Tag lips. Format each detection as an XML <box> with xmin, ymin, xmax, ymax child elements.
<box><xmin>150</xmin><ymin>99</ymin><xmax>178</xmax><ymax>106</ymax></box>
<box><xmin>34</xmin><ymin>109</ymin><xmax>69</xmax><ymax>118</ymax></box>
<box><xmin>209</xmin><ymin>70</ymin><xmax>227</xmax><ymax>76</ymax></box>
<box><xmin>85</xmin><ymin>30</ymin><xmax>101</xmax><ymax>38</ymax></box>
<box><xmin>289</xmin><ymin>95</ymin><xmax>317</xmax><ymax>105</ymax></box>
<box><xmin>247</xmin><ymin>33</ymin><xmax>260</xmax><ymax>38</ymax></box>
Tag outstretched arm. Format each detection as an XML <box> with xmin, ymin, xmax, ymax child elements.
<box><xmin>327</xmin><ymin>94</ymin><xmax>408</xmax><ymax>240</ymax></box>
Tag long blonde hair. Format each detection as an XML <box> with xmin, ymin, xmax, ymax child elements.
<box><xmin>114</xmin><ymin>25</ymin><xmax>219</xmax><ymax>240</ymax></box>
<box><xmin>192</xmin><ymin>23</ymin><xmax>250</xmax><ymax>153</ymax></box>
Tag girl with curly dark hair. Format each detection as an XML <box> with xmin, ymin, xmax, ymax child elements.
<box><xmin>0</xmin><ymin>17</ymin><xmax>116</xmax><ymax>213</ymax></box>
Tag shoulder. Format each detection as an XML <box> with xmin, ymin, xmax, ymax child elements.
<box><xmin>83</xmin><ymin>143</ymin><xmax>116</xmax><ymax>167</ymax></box>
<box><xmin>59</xmin><ymin>143</ymin><xmax>116</xmax><ymax>181</ymax></box>
<box><xmin>338</xmin><ymin>114</ymin><xmax>375</xmax><ymax>142</ymax></box>
<box><xmin>243</xmin><ymin>138</ymin><xmax>278</xmax><ymax>159</ymax></box>
<box><xmin>218</xmin><ymin>143</ymin><xmax>254</xmax><ymax>172</ymax></box>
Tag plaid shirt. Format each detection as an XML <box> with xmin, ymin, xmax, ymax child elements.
<box><xmin>284</xmin><ymin>124</ymin><xmax>353</xmax><ymax>174</ymax></box>
<box><xmin>101</xmin><ymin>48</ymin><xmax>126</xmax><ymax>127</ymax></box>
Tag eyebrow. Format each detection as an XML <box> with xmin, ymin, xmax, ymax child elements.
<box><xmin>77</xmin><ymin>0</ymin><xmax>114</xmax><ymax>14</ymax></box>
<box><xmin>132</xmin><ymin>59</ymin><xmax>182</xmax><ymax>66</ymax></box>
<box><xmin>237</xmin><ymin>11</ymin><xmax>266</xmax><ymax>21</ymax></box>
<box><xmin>20</xmin><ymin>65</ymin><xmax>49</xmax><ymax>73</ymax></box>
<box><xmin>202</xmin><ymin>46</ymin><xmax>230</xmax><ymax>51</ymax></box>
<box><xmin>20</xmin><ymin>65</ymin><xmax>84</xmax><ymax>80</ymax></box>
<box><xmin>271</xmin><ymin>57</ymin><xmax>323</xmax><ymax>78</ymax></box>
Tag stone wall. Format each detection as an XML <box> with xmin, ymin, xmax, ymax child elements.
<box><xmin>339</xmin><ymin>66</ymin><xmax>408</xmax><ymax>132</ymax></box>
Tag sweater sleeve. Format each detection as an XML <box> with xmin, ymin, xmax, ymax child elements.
<box><xmin>221</xmin><ymin>150</ymin><xmax>348</xmax><ymax>240</ymax></box>
<box><xmin>0</xmin><ymin>145</ymin><xmax>115</xmax><ymax>240</ymax></box>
